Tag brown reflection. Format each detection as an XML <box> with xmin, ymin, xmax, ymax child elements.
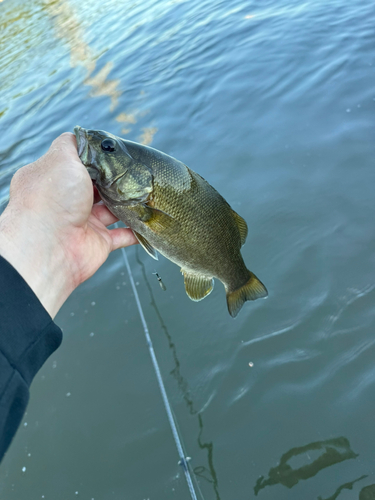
<box><xmin>1</xmin><ymin>0</ymin><xmax>157</xmax><ymax>143</ymax></box>
<box><xmin>193</xmin><ymin>413</ymin><xmax>220</xmax><ymax>495</ymax></box>
<box><xmin>116</xmin><ymin>112</ymin><xmax>137</xmax><ymax>135</ymax></box>
<box><xmin>318</xmin><ymin>475</ymin><xmax>367</xmax><ymax>500</ymax></box>
<box><xmin>116</xmin><ymin>112</ymin><xmax>137</xmax><ymax>124</ymax></box>
<box><xmin>115</xmin><ymin>111</ymin><xmax>157</xmax><ymax>145</ymax></box>
<box><xmin>44</xmin><ymin>0</ymin><xmax>159</xmax><ymax>138</ymax></box>
<box><xmin>138</xmin><ymin>126</ymin><xmax>158</xmax><ymax>145</ymax></box>
<box><xmin>135</xmin><ymin>247</ymin><xmax>221</xmax><ymax>500</ymax></box>
<box><xmin>84</xmin><ymin>62</ymin><xmax>121</xmax><ymax>111</ymax></box>
<box><xmin>359</xmin><ymin>484</ymin><xmax>375</xmax><ymax>500</ymax></box>
<box><xmin>254</xmin><ymin>437</ymin><xmax>358</xmax><ymax>495</ymax></box>
<box><xmin>44</xmin><ymin>0</ymin><xmax>121</xmax><ymax>111</ymax></box>
<box><xmin>0</xmin><ymin>3</ymin><xmax>43</xmax><ymax>93</ymax></box>
<box><xmin>44</xmin><ymin>0</ymin><xmax>95</xmax><ymax>73</ymax></box>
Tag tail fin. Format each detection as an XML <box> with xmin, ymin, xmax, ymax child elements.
<box><xmin>226</xmin><ymin>272</ymin><xmax>268</xmax><ymax>318</ymax></box>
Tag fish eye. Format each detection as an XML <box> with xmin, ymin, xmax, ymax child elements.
<box><xmin>101</xmin><ymin>138</ymin><xmax>117</xmax><ymax>152</ymax></box>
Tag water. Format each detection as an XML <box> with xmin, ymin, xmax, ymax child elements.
<box><xmin>0</xmin><ymin>0</ymin><xmax>374</xmax><ymax>498</ymax></box>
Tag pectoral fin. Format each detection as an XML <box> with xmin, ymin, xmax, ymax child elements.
<box><xmin>132</xmin><ymin>204</ymin><xmax>178</xmax><ymax>232</ymax></box>
<box><xmin>231</xmin><ymin>209</ymin><xmax>248</xmax><ymax>246</ymax></box>
<box><xmin>182</xmin><ymin>270</ymin><xmax>214</xmax><ymax>301</ymax></box>
<box><xmin>132</xmin><ymin>230</ymin><xmax>158</xmax><ymax>260</ymax></box>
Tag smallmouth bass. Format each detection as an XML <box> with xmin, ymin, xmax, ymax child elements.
<box><xmin>74</xmin><ymin>126</ymin><xmax>267</xmax><ymax>317</ymax></box>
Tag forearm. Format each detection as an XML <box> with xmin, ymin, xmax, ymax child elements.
<box><xmin>0</xmin><ymin>206</ymin><xmax>75</xmax><ymax>319</ymax></box>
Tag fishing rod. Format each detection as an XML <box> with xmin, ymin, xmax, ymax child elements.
<box><xmin>118</xmin><ymin>237</ymin><xmax>202</xmax><ymax>500</ymax></box>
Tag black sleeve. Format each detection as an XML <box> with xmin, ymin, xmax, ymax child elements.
<box><xmin>0</xmin><ymin>256</ymin><xmax>62</xmax><ymax>462</ymax></box>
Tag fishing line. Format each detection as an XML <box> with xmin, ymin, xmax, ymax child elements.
<box><xmin>118</xmin><ymin>238</ymin><xmax>200</xmax><ymax>500</ymax></box>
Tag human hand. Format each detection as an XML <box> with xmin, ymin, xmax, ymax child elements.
<box><xmin>0</xmin><ymin>132</ymin><xmax>137</xmax><ymax>318</ymax></box>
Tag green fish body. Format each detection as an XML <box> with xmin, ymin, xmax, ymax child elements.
<box><xmin>74</xmin><ymin>126</ymin><xmax>267</xmax><ymax>317</ymax></box>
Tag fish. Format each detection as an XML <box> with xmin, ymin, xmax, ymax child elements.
<box><xmin>74</xmin><ymin>125</ymin><xmax>268</xmax><ymax>317</ymax></box>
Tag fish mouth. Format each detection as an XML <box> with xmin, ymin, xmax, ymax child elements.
<box><xmin>74</xmin><ymin>125</ymin><xmax>99</xmax><ymax>180</ymax></box>
<box><xmin>74</xmin><ymin>125</ymin><xmax>87</xmax><ymax>158</ymax></box>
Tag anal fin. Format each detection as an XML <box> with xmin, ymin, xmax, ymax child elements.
<box><xmin>132</xmin><ymin>230</ymin><xmax>158</xmax><ymax>260</ymax></box>
<box><xmin>182</xmin><ymin>270</ymin><xmax>214</xmax><ymax>301</ymax></box>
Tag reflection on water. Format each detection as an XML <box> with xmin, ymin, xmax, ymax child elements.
<box><xmin>84</xmin><ymin>61</ymin><xmax>121</xmax><ymax>112</ymax></box>
<box><xmin>139</xmin><ymin>126</ymin><xmax>158</xmax><ymax>145</ymax></box>
<box><xmin>45</xmin><ymin>0</ymin><xmax>121</xmax><ymax>111</ymax></box>
<box><xmin>116</xmin><ymin>111</ymin><xmax>138</xmax><ymax>135</ymax></box>
<box><xmin>255</xmin><ymin>437</ymin><xmax>375</xmax><ymax>499</ymax></box>
<box><xmin>116</xmin><ymin>111</ymin><xmax>157</xmax><ymax>145</ymax></box>
<box><xmin>46</xmin><ymin>0</ymin><xmax>157</xmax><ymax>141</ymax></box>
<box><xmin>319</xmin><ymin>475</ymin><xmax>367</xmax><ymax>500</ymax></box>
<box><xmin>254</xmin><ymin>437</ymin><xmax>358</xmax><ymax>495</ymax></box>
<box><xmin>135</xmin><ymin>247</ymin><xmax>221</xmax><ymax>500</ymax></box>
<box><xmin>359</xmin><ymin>485</ymin><xmax>375</xmax><ymax>500</ymax></box>
<box><xmin>0</xmin><ymin>3</ymin><xmax>44</xmax><ymax>95</ymax></box>
<box><xmin>44</xmin><ymin>0</ymin><xmax>95</xmax><ymax>74</ymax></box>
<box><xmin>194</xmin><ymin>412</ymin><xmax>220</xmax><ymax>496</ymax></box>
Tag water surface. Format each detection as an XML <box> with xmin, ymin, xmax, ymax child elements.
<box><xmin>0</xmin><ymin>0</ymin><xmax>375</xmax><ymax>499</ymax></box>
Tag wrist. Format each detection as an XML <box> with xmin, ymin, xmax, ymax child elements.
<box><xmin>0</xmin><ymin>207</ymin><xmax>75</xmax><ymax>319</ymax></box>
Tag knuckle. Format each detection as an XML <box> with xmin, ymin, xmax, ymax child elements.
<box><xmin>9</xmin><ymin>165</ymin><xmax>32</xmax><ymax>201</ymax></box>
<box><xmin>52</xmin><ymin>132</ymin><xmax>74</xmax><ymax>149</ymax></box>
<box><xmin>49</xmin><ymin>132</ymin><xmax>77</xmax><ymax>160</ymax></box>
<box><xmin>11</xmin><ymin>166</ymin><xmax>27</xmax><ymax>187</ymax></box>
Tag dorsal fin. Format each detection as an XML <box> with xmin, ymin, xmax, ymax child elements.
<box><xmin>231</xmin><ymin>209</ymin><xmax>248</xmax><ymax>246</ymax></box>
